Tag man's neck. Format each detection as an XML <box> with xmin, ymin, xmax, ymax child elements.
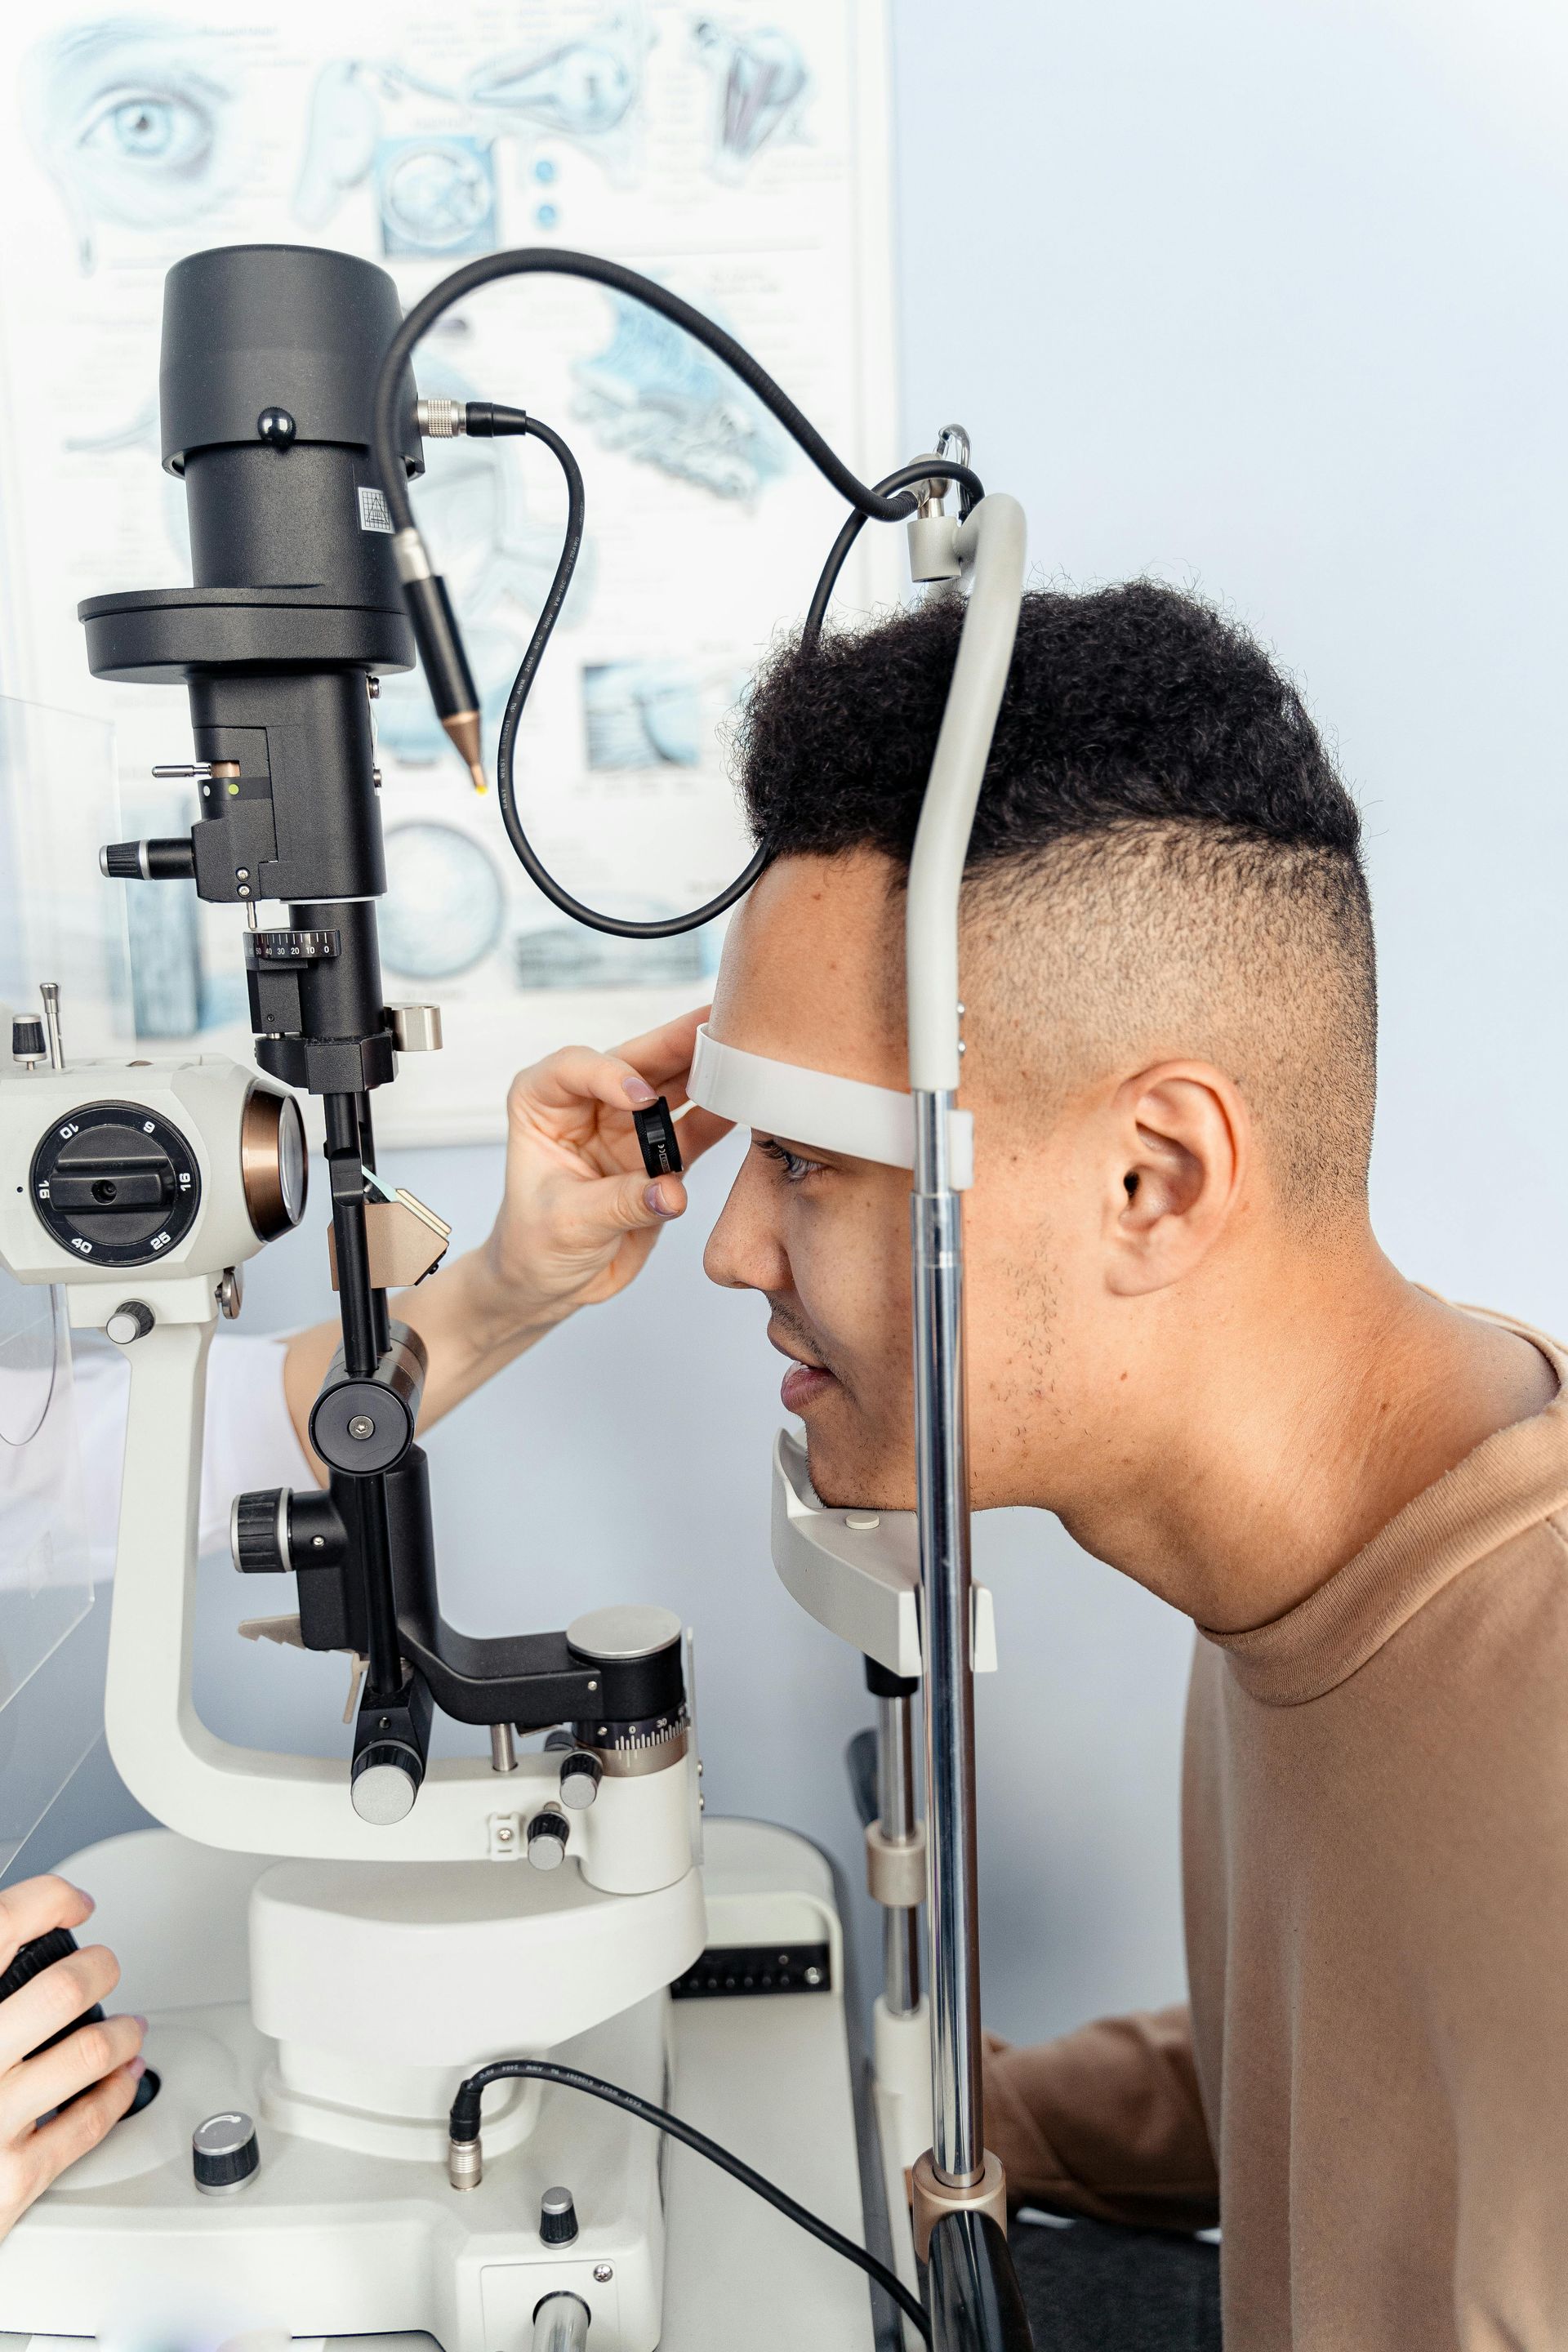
<box><xmin>1058</xmin><ymin>1241</ymin><xmax>1558</xmax><ymax>1633</ymax></box>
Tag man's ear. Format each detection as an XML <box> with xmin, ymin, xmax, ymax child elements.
<box><xmin>1102</xmin><ymin>1062</ymin><xmax>1247</xmax><ymax>1298</ymax></box>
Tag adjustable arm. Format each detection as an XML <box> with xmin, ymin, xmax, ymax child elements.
<box><xmin>96</xmin><ymin>1284</ymin><xmax>693</xmax><ymax>1881</ymax></box>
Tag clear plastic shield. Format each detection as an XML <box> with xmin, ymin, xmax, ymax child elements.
<box><xmin>0</xmin><ymin>694</ymin><xmax>129</xmax><ymax>1867</ymax></box>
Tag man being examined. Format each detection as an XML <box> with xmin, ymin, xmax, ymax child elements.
<box><xmin>701</xmin><ymin>581</ymin><xmax>1568</xmax><ymax>2349</ymax></box>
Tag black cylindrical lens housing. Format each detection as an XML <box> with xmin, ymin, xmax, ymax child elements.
<box><xmin>162</xmin><ymin>244</ymin><xmax>421</xmax><ymax>609</ymax></box>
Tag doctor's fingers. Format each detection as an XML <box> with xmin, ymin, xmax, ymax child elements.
<box><xmin>608</xmin><ymin>1004</ymin><xmax>711</xmax><ymax>1088</ymax></box>
<box><xmin>567</xmin><ymin>1166</ymin><xmax>690</xmax><ymax>1237</ymax></box>
<box><xmin>507</xmin><ymin>1042</ymin><xmax>670</xmax><ymax>1128</ymax></box>
<box><xmin>0</xmin><ymin>1876</ymin><xmax>94</xmax><ymax>1976</ymax></box>
<box><xmin>0</xmin><ymin>2012</ymin><xmax>145</xmax><ymax>2142</ymax></box>
<box><xmin>0</xmin><ymin>1942</ymin><xmax>119</xmax><ymax>2075</ymax></box>
<box><xmin>2</xmin><ymin>2060</ymin><xmax>142</xmax><ymax>2211</ymax></box>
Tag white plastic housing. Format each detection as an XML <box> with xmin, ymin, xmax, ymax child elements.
<box><xmin>771</xmin><ymin>1427</ymin><xmax>996</xmax><ymax>1677</ymax></box>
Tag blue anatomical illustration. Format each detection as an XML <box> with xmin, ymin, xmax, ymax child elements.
<box><xmin>692</xmin><ymin>17</ymin><xmax>808</xmax><ymax>180</ymax></box>
<box><xmin>572</xmin><ymin>292</ymin><xmax>789</xmax><ymax>500</ymax></box>
<box><xmin>582</xmin><ymin>660</ymin><xmax>703</xmax><ymax>768</ymax></box>
<box><xmin>512</xmin><ymin>919</ymin><xmax>706</xmax><ymax>990</ymax></box>
<box><xmin>293</xmin><ymin>9</ymin><xmax>650</xmax><ymax>235</ymax></box>
<box><xmin>23</xmin><ymin>18</ymin><xmax>251</xmax><ymax>270</ymax></box>
<box><xmin>378</xmin><ymin>822</ymin><xmax>507</xmax><ymax>979</ymax></box>
<box><xmin>466</xmin><ymin>19</ymin><xmax>644</xmax><ymax>138</ymax></box>
<box><xmin>376</xmin><ymin>133</ymin><xmax>497</xmax><ymax>256</ymax></box>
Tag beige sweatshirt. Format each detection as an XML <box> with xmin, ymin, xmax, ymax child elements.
<box><xmin>983</xmin><ymin>1314</ymin><xmax>1568</xmax><ymax>2349</ymax></box>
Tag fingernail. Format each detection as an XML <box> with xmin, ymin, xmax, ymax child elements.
<box><xmin>69</xmin><ymin>1884</ymin><xmax>94</xmax><ymax>1912</ymax></box>
<box><xmin>128</xmin><ymin>2056</ymin><xmax>146</xmax><ymax>2079</ymax></box>
<box><xmin>622</xmin><ymin>1076</ymin><xmax>657</xmax><ymax>1106</ymax></box>
<box><xmin>131</xmin><ymin>2016</ymin><xmax>149</xmax><ymax>2034</ymax></box>
<box><xmin>644</xmin><ymin>1183</ymin><xmax>678</xmax><ymax>1218</ymax></box>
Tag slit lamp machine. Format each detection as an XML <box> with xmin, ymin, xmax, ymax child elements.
<box><xmin>0</xmin><ymin>243</ymin><xmax>1033</xmax><ymax>2352</ymax></box>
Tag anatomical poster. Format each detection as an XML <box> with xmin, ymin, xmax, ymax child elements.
<box><xmin>0</xmin><ymin>1</ymin><xmax>900</xmax><ymax>1143</ymax></box>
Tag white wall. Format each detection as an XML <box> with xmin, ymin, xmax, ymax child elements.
<box><xmin>46</xmin><ymin>0</ymin><xmax>1568</xmax><ymax>2049</ymax></box>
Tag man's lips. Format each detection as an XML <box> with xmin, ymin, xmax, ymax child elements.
<box><xmin>780</xmin><ymin>1360</ymin><xmax>837</xmax><ymax>1414</ymax></box>
<box><xmin>768</xmin><ymin>1317</ymin><xmax>840</xmax><ymax>1414</ymax></box>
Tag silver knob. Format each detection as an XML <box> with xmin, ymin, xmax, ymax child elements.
<box><xmin>386</xmin><ymin>1004</ymin><xmax>443</xmax><ymax>1054</ymax></box>
<box><xmin>526</xmin><ymin>1808</ymin><xmax>570</xmax><ymax>1870</ymax></box>
<box><xmin>106</xmin><ymin>1300</ymin><xmax>154</xmax><ymax>1346</ymax></box>
<box><xmin>559</xmin><ymin>1751</ymin><xmax>602</xmax><ymax>1811</ymax></box>
<box><xmin>192</xmin><ymin>2109</ymin><xmax>259</xmax><ymax>2195</ymax></box>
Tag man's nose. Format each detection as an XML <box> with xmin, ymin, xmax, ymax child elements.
<box><xmin>703</xmin><ymin>1149</ymin><xmax>791</xmax><ymax>1293</ymax></box>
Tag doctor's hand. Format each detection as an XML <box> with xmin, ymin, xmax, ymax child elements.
<box><xmin>284</xmin><ymin>1006</ymin><xmax>731</xmax><ymax>1455</ymax></box>
<box><xmin>479</xmin><ymin>1005</ymin><xmax>732</xmax><ymax>1325</ymax></box>
<box><xmin>0</xmin><ymin>1876</ymin><xmax>145</xmax><ymax>2242</ymax></box>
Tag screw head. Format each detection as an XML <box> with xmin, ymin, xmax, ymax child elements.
<box><xmin>348</xmin><ymin>1414</ymin><xmax>375</xmax><ymax>1441</ymax></box>
<box><xmin>256</xmin><ymin>405</ymin><xmax>296</xmax><ymax>448</ymax></box>
<box><xmin>593</xmin><ymin>2263</ymin><xmax>614</xmax><ymax>2283</ymax></box>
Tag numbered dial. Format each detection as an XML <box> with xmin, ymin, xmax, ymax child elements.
<box><xmin>30</xmin><ymin>1102</ymin><xmax>201</xmax><ymax>1268</ymax></box>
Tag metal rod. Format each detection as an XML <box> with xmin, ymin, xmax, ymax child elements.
<box><xmin>355</xmin><ymin>1090</ymin><xmax>393</xmax><ymax>1356</ymax></box>
<box><xmin>531</xmin><ymin>2297</ymin><xmax>590</xmax><ymax>2352</ymax></box>
<box><xmin>912</xmin><ymin>1088</ymin><xmax>983</xmax><ymax>2186</ymax></box>
<box><xmin>356</xmin><ymin>1471</ymin><xmax>403</xmax><ymax>1702</ymax></box>
<box><xmin>876</xmin><ymin>1691</ymin><xmax>921</xmax><ymax>2016</ymax></box>
<box><xmin>38</xmin><ymin>982</ymin><xmax>64</xmax><ymax>1071</ymax></box>
<box><xmin>490</xmin><ymin>1722</ymin><xmax>518</xmax><ymax>1772</ymax></box>
<box><xmin>324</xmin><ymin>1092</ymin><xmax>378</xmax><ymax>1379</ymax></box>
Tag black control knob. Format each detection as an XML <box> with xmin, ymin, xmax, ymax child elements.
<box><xmin>351</xmin><ymin>1742</ymin><xmax>423</xmax><ymax>1824</ymax></box>
<box><xmin>11</xmin><ymin>1018</ymin><xmax>45</xmax><ymax>1066</ymax></box>
<box><xmin>192</xmin><ymin>2109</ymin><xmax>259</xmax><ymax>2194</ymax></box>
<box><xmin>0</xmin><ymin>1927</ymin><xmax>159</xmax><ymax>2117</ymax></box>
<box><xmin>30</xmin><ymin>1101</ymin><xmax>200</xmax><ymax>1267</ymax></box>
<box><xmin>526</xmin><ymin>1809</ymin><xmax>570</xmax><ymax>1870</ymax></box>
<box><xmin>99</xmin><ymin>838</ymin><xmax>196</xmax><ymax>881</ymax></box>
<box><xmin>231</xmin><ymin>1488</ymin><xmax>290</xmax><ymax>1575</ymax></box>
<box><xmin>558</xmin><ymin>1751</ymin><xmax>602</xmax><ymax>1811</ymax></box>
<box><xmin>540</xmin><ymin>2184</ymin><xmax>579</xmax><ymax>2246</ymax></box>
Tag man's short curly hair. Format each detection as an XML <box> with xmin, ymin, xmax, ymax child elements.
<box><xmin>734</xmin><ymin>581</ymin><xmax>1377</xmax><ymax>1209</ymax></box>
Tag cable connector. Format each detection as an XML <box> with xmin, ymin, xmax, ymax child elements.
<box><xmin>447</xmin><ymin>2132</ymin><xmax>483</xmax><ymax>2189</ymax></box>
<box><xmin>392</xmin><ymin>530</ymin><xmax>487</xmax><ymax>792</ymax></box>
<box><xmin>416</xmin><ymin>398</ymin><xmax>466</xmax><ymax>438</ymax></box>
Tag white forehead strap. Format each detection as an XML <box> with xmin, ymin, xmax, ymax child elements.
<box><xmin>688</xmin><ymin>1024</ymin><xmax>973</xmax><ymax>1189</ymax></box>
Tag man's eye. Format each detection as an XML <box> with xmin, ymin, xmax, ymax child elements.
<box><xmin>756</xmin><ymin>1138</ymin><xmax>822</xmax><ymax>1184</ymax></box>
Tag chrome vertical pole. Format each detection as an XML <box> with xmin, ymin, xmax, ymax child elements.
<box><xmin>912</xmin><ymin>1085</ymin><xmax>982</xmax><ymax>2182</ymax></box>
<box><xmin>902</xmin><ymin>490</ymin><xmax>1027</xmax><ymax>2203</ymax></box>
<box><xmin>876</xmin><ymin>1689</ymin><xmax>922</xmax><ymax>2016</ymax></box>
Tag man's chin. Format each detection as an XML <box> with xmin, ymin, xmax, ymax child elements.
<box><xmin>800</xmin><ymin>1423</ymin><xmax>914</xmax><ymax>1515</ymax></box>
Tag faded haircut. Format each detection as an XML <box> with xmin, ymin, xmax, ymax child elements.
<box><xmin>733</xmin><ymin>581</ymin><xmax>1377</xmax><ymax>1209</ymax></box>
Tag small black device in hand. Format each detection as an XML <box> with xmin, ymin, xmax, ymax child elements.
<box><xmin>632</xmin><ymin>1097</ymin><xmax>683</xmax><ymax>1179</ymax></box>
<box><xmin>0</xmin><ymin>1927</ymin><xmax>159</xmax><ymax>2116</ymax></box>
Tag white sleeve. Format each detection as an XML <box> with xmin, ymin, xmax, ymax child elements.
<box><xmin>74</xmin><ymin>1332</ymin><xmax>315</xmax><ymax>1576</ymax></box>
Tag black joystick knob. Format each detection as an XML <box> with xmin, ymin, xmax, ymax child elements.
<box><xmin>540</xmin><ymin>2184</ymin><xmax>579</xmax><ymax>2246</ymax></box>
<box><xmin>11</xmin><ymin>1018</ymin><xmax>44</xmax><ymax>1066</ymax></box>
<box><xmin>192</xmin><ymin>2109</ymin><xmax>260</xmax><ymax>2194</ymax></box>
<box><xmin>0</xmin><ymin>1927</ymin><xmax>159</xmax><ymax>2117</ymax></box>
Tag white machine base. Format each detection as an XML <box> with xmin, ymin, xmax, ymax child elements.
<box><xmin>0</xmin><ymin>1819</ymin><xmax>889</xmax><ymax>2351</ymax></box>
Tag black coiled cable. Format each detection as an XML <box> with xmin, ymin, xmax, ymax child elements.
<box><xmin>372</xmin><ymin>247</ymin><xmax>983</xmax><ymax>938</ymax></box>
